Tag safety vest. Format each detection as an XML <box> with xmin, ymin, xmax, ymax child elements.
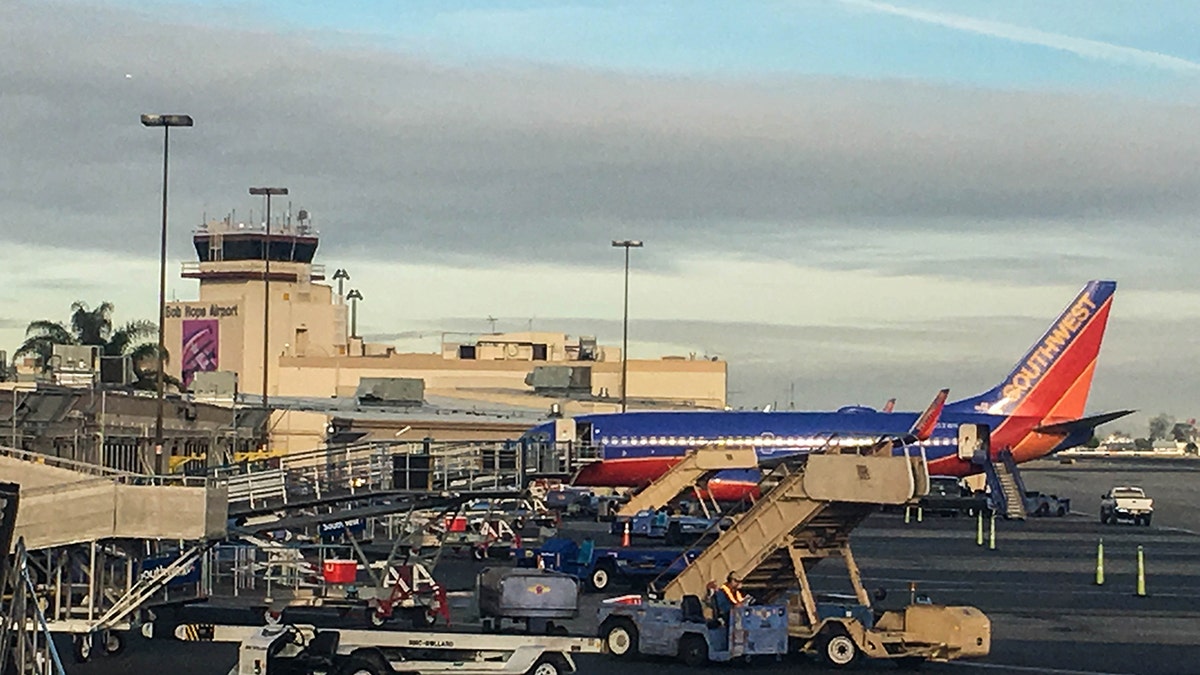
<box><xmin>719</xmin><ymin>583</ymin><xmax>745</xmax><ymax>604</ymax></box>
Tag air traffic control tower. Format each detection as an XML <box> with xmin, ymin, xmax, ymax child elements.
<box><xmin>162</xmin><ymin>211</ymin><xmax>349</xmax><ymax>397</ymax></box>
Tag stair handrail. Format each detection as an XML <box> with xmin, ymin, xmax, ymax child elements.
<box><xmin>1</xmin><ymin>539</ymin><xmax>68</xmax><ymax>675</ymax></box>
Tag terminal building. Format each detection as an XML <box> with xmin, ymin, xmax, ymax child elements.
<box><xmin>159</xmin><ymin>210</ymin><xmax>727</xmax><ymax>453</ymax></box>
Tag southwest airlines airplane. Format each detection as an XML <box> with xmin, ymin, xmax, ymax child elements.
<box><xmin>521</xmin><ymin>280</ymin><xmax>1129</xmax><ymax>502</ymax></box>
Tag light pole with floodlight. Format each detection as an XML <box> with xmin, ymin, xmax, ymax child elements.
<box><xmin>141</xmin><ymin>113</ymin><xmax>193</xmax><ymax>475</ymax></box>
<box><xmin>611</xmin><ymin>239</ymin><xmax>643</xmax><ymax>413</ymax></box>
<box><xmin>333</xmin><ymin>268</ymin><xmax>350</xmax><ymax>299</ymax></box>
<box><xmin>249</xmin><ymin>187</ymin><xmax>288</xmax><ymax>411</ymax></box>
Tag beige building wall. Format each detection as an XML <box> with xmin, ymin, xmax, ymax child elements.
<box><xmin>270</xmin><ymin>409</ymin><xmax>330</xmax><ymax>455</ymax></box>
<box><xmin>276</xmin><ymin>352</ymin><xmax>727</xmax><ymax>409</ymax></box>
<box><xmin>164</xmin><ymin>261</ymin><xmax>349</xmax><ymax>396</ymax></box>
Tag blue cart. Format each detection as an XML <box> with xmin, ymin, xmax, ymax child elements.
<box><xmin>611</xmin><ymin>510</ymin><xmax>723</xmax><ymax>545</ymax></box>
<box><xmin>515</xmin><ymin>537</ymin><xmax>698</xmax><ymax>593</ymax></box>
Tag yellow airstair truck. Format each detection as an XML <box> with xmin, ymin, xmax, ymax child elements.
<box><xmin>598</xmin><ymin>405</ymin><xmax>992</xmax><ymax>669</ymax></box>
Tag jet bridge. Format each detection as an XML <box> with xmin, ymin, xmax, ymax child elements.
<box><xmin>616</xmin><ymin>445</ymin><xmax>758</xmax><ymax>518</ymax></box>
<box><xmin>0</xmin><ymin>446</ymin><xmax>227</xmax><ymax>664</ymax></box>
<box><xmin>0</xmin><ymin>447</ymin><xmax>226</xmax><ymax>551</ymax></box>
<box><xmin>221</xmin><ymin>438</ymin><xmax>601</xmax><ymax>519</ymax></box>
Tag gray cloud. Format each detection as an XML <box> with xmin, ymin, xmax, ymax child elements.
<box><xmin>20</xmin><ymin>278</ymin><xmax>99</xmax><ymax>292</ymax></box>
<box><xmin>386</xmin><ymin>312</ymin><xmax>1187</xmax><ymax>430</ymax></box>
<box><xmin>3</xmin><ymin>1</ymin><xmax>1200</xmax><ymax>274</ymax></box>
<box><xmin>4</xmin><ymin>2</ymin><xmax>1198</xmax><ymax>431</ymax></box>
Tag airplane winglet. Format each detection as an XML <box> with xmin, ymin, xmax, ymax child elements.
<box><xmin>882</xmin><ymin>398</ymin><xmax>896</xmax><ymax>413</ymax></box>
<box><xmin>867</xmin><ymin>388</ymin><xmax>949</xmax><ymax>455</ymax></box>
<box><xmin>911</xmin><ymin>388</ymin><xmax>950</xmax><ymax>441</ymax></box>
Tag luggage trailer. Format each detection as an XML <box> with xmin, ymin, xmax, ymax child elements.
<box><xmin>173</xmin><ymin>623</ymin><xmax>604</xmax><ymax>675</ymax></box>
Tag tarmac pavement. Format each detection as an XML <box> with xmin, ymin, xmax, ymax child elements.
<box><xmin>57</xmin><ymin>458</ymin><xmax>1200</xmax><ymax>675</ymax></box>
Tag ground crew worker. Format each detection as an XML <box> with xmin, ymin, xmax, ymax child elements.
<box><xmin>714</xmin><ymin>573</ymin><xmax>747</xmax><ymax>624</ymax></box>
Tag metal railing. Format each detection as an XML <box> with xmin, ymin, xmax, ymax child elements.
<box><xmin>1</xmin><ymin>539</ymin><xmax>67</xmax><ymax>675</ymax></box>
<box><xmin>181</xmin><ymin>261</ymin><xmax>326</xmax><ymax>277</ymax></box>
<box><xmin>0</xmin><ymin>445</ymin><xmax>212</xmax><ymax>489</ymax></box>
<box><xmin>218</xmin><ymin>439</ymin><xmax>605</xmax><ymax>512</ymax></box>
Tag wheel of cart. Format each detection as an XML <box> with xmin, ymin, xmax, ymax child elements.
<box><xmin>406</xmin><ymin>606</ymin><xmax>438</xmax><ymax>628</ymax></box>
<box><xmin>599</xmin><ymin>617</ymin><xmax>639</xmax><ymax>659</ymax></box>
<box><xmin>72</xmin><ymin>634</ymin><xmax>93</xmax><ymax>664</ymax></box>
<box><xmin>365</xmin><ymin>608</ymin><xmax>389</xmax><ymax>628</ymax></box>
<box><xmin>818</xmin><ymin>625</ymin><xmax>861</xmax><ymax>669</ymax></box>
<box><xmin>101</xmin><ymin>630</ymin><xmax>125</xmax><ymax>656</ymax></box>
<box><xmin>338</xmin><ymin>649</ymin><xmax>392</xmax><ymax>675</ymax></box>
<box><xmin>526</xmin><ymin>654</ymin><xmax>570</xmax><ymax>675</ymax></box>
<box><xmin>588</xmin><ymin>559</ymin><xmax>616</xmax><ymax>592</ymax></box>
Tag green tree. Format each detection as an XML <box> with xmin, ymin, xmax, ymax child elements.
<box><xmin>13</xmin><ymin>301</ymin><xmax>179</xmax><ymax>390</ymax></box>
<box><xmin>1170</xmin><ymin>421</ymin><xmax>1197</xmax><ymax>443</ymax></box>
<box><xmin>1147</xmin><ymin>414</ymin><xmax>1174</xmax><ymax>442</ymax></box>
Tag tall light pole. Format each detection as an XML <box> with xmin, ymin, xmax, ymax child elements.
<box><xmin>346</xmin><ymin>289</ymin><xmax>363</xmax><ymax>338</ymax></box>
<box><xmin>611</xmin><ymin>240</ymin><xmax>643</xmax><ymax>413</ymax></box>
<box><xmin>249</xmin><ymin>187</ymin><xmax>288</xmax><ymax>412</ymax></box>
<box><xmin>141</xmin><ymin>113</ymin><xmax>193</xmax><ymax>475</ymax></box>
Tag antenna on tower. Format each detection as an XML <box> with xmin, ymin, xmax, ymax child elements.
<box><xmin>486</xmin><ymin>316</ymin><xmax>498</xmax><ymax>333</ymax></box>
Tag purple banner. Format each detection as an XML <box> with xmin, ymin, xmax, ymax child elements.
<box><xmin>181</xmin><ymin>319</ymin><xmax>219</xmax><ymax>387</ymax></box>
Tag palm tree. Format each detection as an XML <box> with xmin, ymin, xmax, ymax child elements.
<box><xmin>13</xmin><ymin>301</ymin><xmax>179</xmax><ymax>390</ymax></box>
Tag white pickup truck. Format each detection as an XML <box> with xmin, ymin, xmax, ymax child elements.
<box><xmin>1100</xmin><ymin>486</ymin><xmax>1154</xmax><ymax>526</ymax></box>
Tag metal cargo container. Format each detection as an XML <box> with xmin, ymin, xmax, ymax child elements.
<box><xmin>477</xmin><ymin>568</ymin><xmax>579</xmax><ymax>634</ymax></box>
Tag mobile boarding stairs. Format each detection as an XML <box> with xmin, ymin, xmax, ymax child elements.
<box><xmin>598</xmin><ymin>421</ymin><xmax>993</xmax><ymax>669</ymax></box>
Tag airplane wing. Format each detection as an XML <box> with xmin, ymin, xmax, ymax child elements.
<box><xmin>1033</xmin><ymin>410</ymin><xmax>1135</xmax><ymax>436</ymax></box>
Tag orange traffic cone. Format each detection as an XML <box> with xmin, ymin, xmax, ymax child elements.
<box><xmin>537</xmin><ymin>555</ymin><xmax>545</xmax><ymax>570</ymax></box>
<box><xmin>621</xmin><ymin>522</ymin><xmax>631</xmax><ymax>548</ymax></box>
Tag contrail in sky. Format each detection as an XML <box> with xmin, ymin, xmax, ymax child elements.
<box><xmin>838</xmin><ymin>0</ymin><xmax>1200</xmax><ymax>74</ymax></box>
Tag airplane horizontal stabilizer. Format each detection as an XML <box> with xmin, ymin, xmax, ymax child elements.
<box><xmin>1033</xmin><ymin>410</ymin><xmax>1135</xmax><ymax>436</ymax></box>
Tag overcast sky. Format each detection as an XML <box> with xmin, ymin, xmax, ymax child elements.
<box><xmin>3</xmin><ymin>1</ymin><xmax>1199</xmax><ymax>434</ymax></box>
